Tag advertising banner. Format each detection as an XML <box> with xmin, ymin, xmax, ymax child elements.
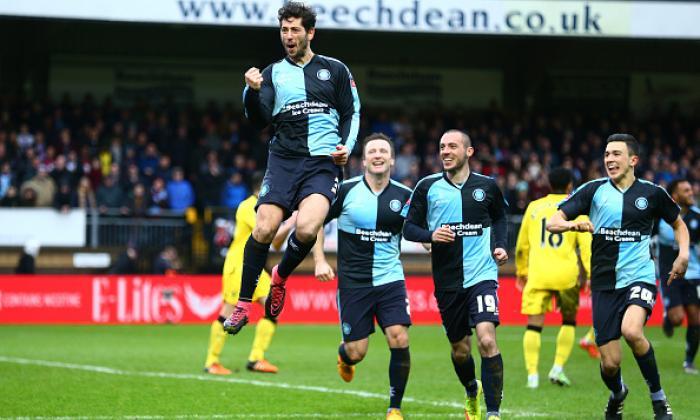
<box><xmin>0</xmin><ymin>1</ymin><xmax>698</xmax><ymax>40</ymax></box>
<box><xmin>0</xmin><ymin>275</ymin><xmax>664</xmax><ymax>325</ymax></box>
<box><xmin>0</xmin><ymin>209</ymin><xmax>86</xmax><ymax>247</ymax></box>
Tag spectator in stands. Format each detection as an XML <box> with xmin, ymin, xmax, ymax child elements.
<box><xmin>149</xmin><ymin>177</ymin><xmax>169</xmax><ymax>214</ymax></box>
<box><xmin>110</xmin><ymin>243</ymin><xmax>139</xmax><ymax>274</ymax></box>
<box><xmin>153</xmin><ymin>245</ymin><xmax>182</xmax><ymax>274</ymax></box>
<box><xmin>221</xmin><ymin>171</ymin><xmax>248</xmax><ymax>210</ymax></box>
<box><xmin>0</xmin><ymin>162</ymin><xmax>14</xmax><ymax>199</ymax></box>
<box><xmin>96</xmin><ymin>175</ymin><xmax>125</xmax><ymax>214</ymax></box>
<box><xmin>1</xmin><ymin>186</ymin><xmax>19</xmax><ymax>207</ymax></box>
<box><xmin>166</xmin><ymin>167</ymin><xmax>194</xmax><ymax>213</ymax></box>
<box><xmin>53</xmin><ymin>181</ymin><xmax>75</xmax><ymax>213</ymax></box>
<box><xmin>15</xmin><ymin>239</ymin><xmax>40</xmax><ymax>274</ymax></box>
<box><xmin>125</xmin><ymin>183</ymin><xmax>150</xmax><ymax>216</ymax></box>
<box><xmin>20</xmin><ymin>165</ymin><xmax>56</xmax><ymax>207</ymax></box>
<box><xmin>76</xmin><ymin>176</ymin><xmax>97</xmax><ymax>210</ymax></box>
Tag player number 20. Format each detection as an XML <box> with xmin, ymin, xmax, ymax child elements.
<box><xmin>629</xmin><ymin>286</ymin><xmax>654</xmax><ymax>305</ymax></box>
<box><xmin>540</xmin><ymin>218</ymin><xmax>563</xmax><ymax>248</ymax></box>
<box><xmin>477</xmin><ymin>294</ymin><xmax>497</xmax><ymax>313</ymax></box>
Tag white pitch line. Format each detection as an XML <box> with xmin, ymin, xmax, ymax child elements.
<box><xmin>0</xmin><ymin>356</ymin><xmax>566</xmax><ymax>418</ymax></box>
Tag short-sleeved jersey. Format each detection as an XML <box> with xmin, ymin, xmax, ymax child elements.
<box><xmin>402</xmin><ymin>172</ymin><xmax>508</xmax><ymax>290</ymax></box>
<box><xmin>516</xmin><ymin>194</ymin><xmax>592</xmax><ymax>290</ymax></box>
<box><xmin>243</xmin><ymin>55</ymin><xmax>361</xmax><ymax>158</ymax></box>
<box><xmin>326</xmin><ymin>176</ymin><xmax>412</xmax><ymax>288</ymax></box>
<box><xmin>559</xmin><ymin>178</ymin><xmax>680</xmax><ymax>291</ymax></box>
<box><xmin>226</xmin><ymin>195</ymin><xmax>257</xmax><ymax>270</ymax></box>
<box><xmin>656</xmin><ymin>206</ymin><xmax>700</xmax><ymax>281</ymax></box>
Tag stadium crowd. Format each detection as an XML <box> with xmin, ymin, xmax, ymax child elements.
<box><xmin>0</xmin><ymin>95</ymin><xmax>698</xmax><ymax>215</ymax></box>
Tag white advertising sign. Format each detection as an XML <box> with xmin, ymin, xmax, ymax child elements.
<box><xmin>0</xmin><ymin>209</ymin><xmax>86</xmax><ymax>247</ymax></box>
<box><xmin>0</xmin><ymin>1</ymin><xmax>699</xmax><ymax>39</ymax></box>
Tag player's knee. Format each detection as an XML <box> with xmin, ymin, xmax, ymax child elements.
<box><xmin>621</xmin><ymin>325</ymin><xmax>644</xmax><ymax>344</ymax></box>
<box><xmin>668</xmin><ymin>311</ymin><xmax>684</xmax><ymax>326</ymax></box>
<box><xmin>253</xmin><ymin>224</ymin><xmax>277</xmax><ymax>243</ymax></box>
<box><xmin>477</xmin><ymin>335</ymin><xmax>498</xmax><ymax>355</ymax></box>
<box><xmin>293</xmin><ymin>224</ymin><xmax>320</xmax><ymax>243</ymax></box>
<box><xmin>345</xmin><ymin>345</ymin><xmax>366</xmax><ymax>362</ymax></box>
<box><xmin>450</xmin><ymin>342</ymin><xmax>471</xmax><ymax>362</ymax></box>
<box><xmin>600</xmin><ymin>359</ymin><xmax>620</xmax><ymax>375</ymax></box>
<box><xmin>387</xmin><ymin>329</ymin><xmax>409</xmax><ymax>348</ymax></box>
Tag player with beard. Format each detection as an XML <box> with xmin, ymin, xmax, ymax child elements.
<box><xmin>224</xmin><ymin>2</ymin><xmax>360</xmax><ymax>334</ymax></box>
<box><xmin>402</xmin><ymin>130</ymin><xmax>508</xmax><ymax>420</ymax></box>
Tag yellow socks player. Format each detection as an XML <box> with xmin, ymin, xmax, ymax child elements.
<box><xmin>524</xmin><ymin>326</ymin><xmax>542</xmax><ymax>388</ymax></box>
<box><xmin>204</xmin><ymin>316</ymin><xmax>232</xmax><ymax>375</ymax></box>
<box><xmin>548</xmin><ymin>322</ymin><xmax>575</xmax><ymax>385</ymax></box>
<box><xmin>246</xmin><ymin>316</ymin><xmax>279</xmax><ymax>373</ymax></box>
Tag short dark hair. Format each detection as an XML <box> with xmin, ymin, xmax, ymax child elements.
<box><xmin>362</xmin><ymin>132</ymin><xmax>394</xmax><ymax>157</ymax></box>
<box><xmin>251</xmin><ymin>170</ymin><xmax>265</xmax><ymax>192</ymax></box>
<box><xmin>606</xmin><ymin>133</ymin><xmax>640</xmax><ymax>157</ymax></box>
<box><xmin>667</xmin><ymin>178</ymin><xmax>689</xmax><ymax>196</ymax></box>
<box><xmin>278</xmin><ymin>2</ymin><xmax>316</xmax><ymax>31</ymax></box>
<box><xmin>548</xmin><ymin>167</ymin><xmax>573</xmax><ymax>194</ymax></box>
<box><xmin>443</xmin><ymin>129</ymin><xmax>471</xmax><ymax>148</ymax></box>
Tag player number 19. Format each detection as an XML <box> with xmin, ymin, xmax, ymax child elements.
<box><xmin>477</xmin><ymin>294</ymin><xmax>497</xmax><ymax>313</ymax></box>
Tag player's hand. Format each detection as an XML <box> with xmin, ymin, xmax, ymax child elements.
<box><xmin>493</xmin><ymin>247</ymin><xmax>508</xmax><ymax>266</ymax></box>
<box><xmin>516</xmin><ymin>275</ymin><xmax>527</xmax><ymax>291</ymax></box>
<box><xmin>431</xmin><ymin>226</ymin><xmax>455</xmax><ymax>243</ymax></box>
<box><xmin>570</xmin><ymin>220</ymin><xmax>594</xmax><ymax>233</ymax></box>
<box><xmin>245</xmin><ymin>67</ymin><xmax>263</xmax><ymax>90</ymax></box>
<box><xmin>330</xmin><ymin>145</ymin><xmax>349</xmax><ymax>165</ymax></box>
<box><xmin>667</xmin><ymin>254</ymin><xmax>689</xmax><ymax>285</ymax></box>
<box><xmin>315</xmin><ymin>260</ymin><xmax>335</xmax><ymax>282</ymax></box>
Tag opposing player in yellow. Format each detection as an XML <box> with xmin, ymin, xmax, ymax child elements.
<box><xmin>204</xmin><ymin>171</ymin><xmax>296</xmax><ymax>374</ymax></box>
<box><xmin>515</xmin><ymin>168</ymin><xmax>592</xmax><ymax>388</ymax></box>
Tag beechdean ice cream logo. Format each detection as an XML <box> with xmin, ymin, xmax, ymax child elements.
<box><xmin>634</xmin><ymin>197</ymin><xmax>648</xmax><ymax>210</ymax></box>
<box><xmin>472</xmin><ymin>188</ymin><xmax>486</xmax><ymax>202</ymax></box>
<box><xmin>317</xmin><ymin>69</ymin><xmax>331</xmax><ymax>81</ymax></box>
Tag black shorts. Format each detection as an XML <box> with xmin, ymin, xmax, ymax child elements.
<box><xmin>257</xmin><ymin>152</ymin><xmax>341</xmax><ymax>214</ymax></box>
<box><xmin>592</xmin><ymin>282</ymin><xmax>657</xmax><ymax>346</ymax></box>
<box><xmin>659</xmin><ymin>276</ymin><xmax>700</xmax><ymax>309</ymax></box>
<box><xmin>337</xmin><ymin>281</ymin><xmax>412</xmax><ymax>342</ymax></box>
<box><xmin>434</xmin><ymin>280</ymin><xmax>500</xmax><ymax>343</ymax></box>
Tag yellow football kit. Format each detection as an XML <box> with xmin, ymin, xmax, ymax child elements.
<box><xmin>516</xmin><ymin>193</ymin><xmax>592</xmax><ymax>317</ymax></box>
<box><xmin>222</xmin><ymin>195</ymin><xmax>271</xmax><ymax>304</ymax></box>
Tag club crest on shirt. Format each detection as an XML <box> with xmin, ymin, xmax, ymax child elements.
<box><xmin>634</xmin><ymin>197</ymin><xmax>648</xmax><ymax>210</ymax></box>
<box><xmin>690</xmin><ymin>219</ymin><xmax>698</xmax><ymax>230</ymax></box>
<box><xmin>317</xmin><ymin>69</ymin><xmax>331</xmax><ymax>81</ymax></box>
<box><xmin>472</xmin><ymin>188</ymin><xmax>486</xmax><ymax>202</ymax></box>
<box><xmin>260</xmin><ymin>183</ymin><xmax>270</xmax><ymax>197</ymax></box>
<box><xmin>389</xmin><ymin>199</ymin><xmax>402</xmax><ymax>212</ymax></box>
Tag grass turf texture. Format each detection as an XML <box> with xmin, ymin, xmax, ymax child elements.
<box><xmin>0</xmin><ymin>325</ymin><xmax>696</xmax><ymax>419</ymax></box>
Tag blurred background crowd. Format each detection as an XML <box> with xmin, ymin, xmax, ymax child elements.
<box><xmin>2</xmin><ymin>95</ymin><xmax>699</xmax><ymax>217</ymax></box>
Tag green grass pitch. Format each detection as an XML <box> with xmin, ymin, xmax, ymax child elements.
<box><xmin>0</xmin><ymin>324</ymin><xmax>696</xmax><ymax>419</ymax></box>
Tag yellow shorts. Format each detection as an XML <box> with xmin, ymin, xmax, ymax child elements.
<box><xmin>222</xmin><ymin>265</ymin><xmax>271</xmax><ymax>305</ymax></box>
<box><xmin>521</xmin><ymin>284</ymin><xmax>580</xmax><ymax>318</ymax></box>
